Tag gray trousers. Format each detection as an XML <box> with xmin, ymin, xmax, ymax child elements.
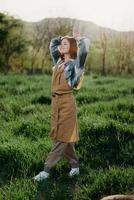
<box><xmin>44</xmin><ymin>140</ymin><xmax>79</xmax><ymax>173</ymax></box>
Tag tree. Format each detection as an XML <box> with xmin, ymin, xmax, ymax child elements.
<box><xmin>99</xmin><ymin>29</ymin><xmax>108</xmax><ymax>75</ymax></box>
<box><xmin>0</xmin><ymin>12</ymin><xmax>29</xmax><ymax>72</ymax></box>
<box><xmin>29</xmin><ymin>18</ymin><xmax>73</xmax><ymax>74</ymax></box>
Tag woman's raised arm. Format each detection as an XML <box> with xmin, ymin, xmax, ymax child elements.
<box><xmin>69</xmin><ymin>36</ymin><xmax>90</xmax><ymax>87</ymax></box>
<box><xmin>49</xmin><ymin>36</ymin><xmax>62</xmax><ymax>65</ymax></box>
<box><xmin>73</xmin><ymin>36</ymin><xmax>90</xmax><ymax>69</ymax></box>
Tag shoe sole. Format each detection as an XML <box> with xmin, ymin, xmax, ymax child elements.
<box><xmin>68</xmin><ymin>173</ymin><xmax>79</xmax><ymax>177</ymax></box>
<box><xmin>32</xmin><ymin>176</ymin><xmax>49</xmax><ymax>182</ymax></box>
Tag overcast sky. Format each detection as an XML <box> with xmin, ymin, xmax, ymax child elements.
<box><xmin>0</xmin><ymin>0</ymin><xmax>134</xmax><ymax>31</ymax></box>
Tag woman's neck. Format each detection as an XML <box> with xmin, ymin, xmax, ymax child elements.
<box><xmin>64</xmin><ymin>54</ymin><xmax>72</xmax><ymax>61</ymax></box>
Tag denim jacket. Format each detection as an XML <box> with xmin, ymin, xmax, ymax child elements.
<box><xmin>49</xmin><ymin>36</ymin><xmax>90</xmax><ymax>88</ymax></box>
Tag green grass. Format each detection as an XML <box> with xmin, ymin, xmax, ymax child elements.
<box><xmin>0</xmin><ymin>74</ymin><xmax>134</xmax><ymax>199</ymax></box>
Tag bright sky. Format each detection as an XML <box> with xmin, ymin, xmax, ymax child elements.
<box><xmin>0</xmin><ymin>0</ymin><xmax>134</xmax><ymax>31</ymax></box>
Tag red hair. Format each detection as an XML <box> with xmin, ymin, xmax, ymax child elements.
<box><xmin>59</xmin><ymin>36</ymin><xmax>78</xmax><ymax>60</ymax></box>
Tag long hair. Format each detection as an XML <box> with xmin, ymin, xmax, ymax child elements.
<box><xmin>59</xmin><ymin>35</ymin><xmax>84</xmax><ymax>90</ymax></box>
<box><xmin>59</xmin><ymin>36</ymin><xmax>78</xmax><ymax>60</ymax></box>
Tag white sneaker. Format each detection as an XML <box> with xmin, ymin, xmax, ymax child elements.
<box><xmin>33</xmin><ymin>171</ymin><xmax>50</xmax><ymax>181</ymax></box>
<box><xmin>68</xmin><ymin>167</ymin><xmax>79</xmax><ymax>177</ymax></box>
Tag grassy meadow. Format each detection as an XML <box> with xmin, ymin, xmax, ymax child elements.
<box><xmin>0</xmin><ymin>73</ymin><xmax>134</xmax><ymax>200</ymax></box>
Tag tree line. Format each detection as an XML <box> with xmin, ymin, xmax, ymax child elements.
<box><xmin>0</xmin><ymin>13</ymin><xmax>134</xmax><ymax>76</ymax></box>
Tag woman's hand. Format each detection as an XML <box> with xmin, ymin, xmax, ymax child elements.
<box><xmin>72</xmin><ymin>29</ymin><xmax>81</xmax><ymax>41</ymax></box>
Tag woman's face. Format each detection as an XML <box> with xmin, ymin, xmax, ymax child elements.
<box><xmin>59</xmin><ymin>38</ymin><xmax>70</xmax><ymax>55</ymax></box>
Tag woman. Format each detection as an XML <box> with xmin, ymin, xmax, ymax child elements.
<box><xmin>33</xmin><ymin>31</ymin><xmax>90</xmax><ymax>181</ymax></box>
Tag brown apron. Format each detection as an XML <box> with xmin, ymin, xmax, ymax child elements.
<box><xmin>49</xmin><ymin>62</ymin><xmax>79</xmax><ymax>142</ymax></box>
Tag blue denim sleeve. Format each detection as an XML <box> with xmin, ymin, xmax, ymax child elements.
<box><xmin>73</xmin><ymin>37</ymin><xmax>90</xmax><ymax>69</ymax></box>
<box><xmin>49</xmin><ymin>36</ymin><xmax>62</xmax><ymax>65</ymax></box>
<box><xmin>70</xmin><ymin>37</ymin><xmax>90</xmax><ymax>87</ymax></box>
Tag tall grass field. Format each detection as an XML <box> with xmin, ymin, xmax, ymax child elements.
<box><xmin>0</xmin><ymin>74</ymin><xmax>134</xmax><ymax>200</ymax></box>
